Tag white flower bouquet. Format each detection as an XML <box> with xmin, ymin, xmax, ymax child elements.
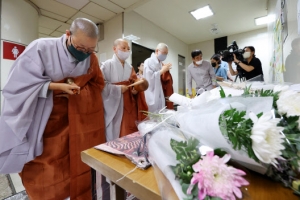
<box><xmin>146</xmin><ymin>124</ymin><xmax>249</xmax><ymax>200</ymax></box>
<box><xmin>140</xmin><ymin>83</ymin><xmax>300</xmax><ymax>199</ymax></box>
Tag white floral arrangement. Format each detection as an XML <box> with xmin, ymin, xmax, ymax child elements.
<box><xmin>140</xmin><ymin>83</ymin><xmax>300</xmax><ymax>200</ymax></box>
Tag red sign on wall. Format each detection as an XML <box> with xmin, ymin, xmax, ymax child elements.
<box><xmin>3</xmin><ymin>41</ymin><xmax>26</xmax><ymax>60</ymax></box>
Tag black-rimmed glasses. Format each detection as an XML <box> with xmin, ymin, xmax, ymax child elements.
<box><xmin>70</xmin><ymin>36</ymin><xmax>99</xmax><ymax>54</ymax></box>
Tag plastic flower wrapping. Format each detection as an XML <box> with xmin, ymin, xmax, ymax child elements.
<box><xmin>137</xmin><ymin>82</ymin><xmax>300</xmax><ymax>200</ymax></box>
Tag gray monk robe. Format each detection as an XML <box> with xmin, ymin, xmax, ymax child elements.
<box><xmin>0</xmin><ymin>34</ymin><xmax>91</xmax><ymax>173</ymax></box>
<box><xmin>0</xmin><ymin>34</ymin><xmax>105</xmax><ymax>199</ymax></box>
<box><xmin>101</xmin><ymin>54</ymin><xmax>148</xmax><ymax>142</ymax></box>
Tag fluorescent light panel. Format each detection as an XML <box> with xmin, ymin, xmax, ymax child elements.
<box><xmin>190</xmin><ymin>5</ymin><xmax>213</xmax><ymax>20</ymax></box>
<box><xmin>255</xmin><ymin>15</ymin><xmax>276</xmax><ymax>25</ymax></box>
<box><xmin>124</xmin><ymin>34</ymin><xmax>140</xmax><ymax>41</ymax></box>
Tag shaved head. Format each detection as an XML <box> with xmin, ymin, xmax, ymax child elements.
<box><xmin>70</xmin><ymin>18</ymin><xmax>98</xmax><ymax>38</ymax></box>
<box><xmin>156</xmin><ymin>43</ymin><xmax>168</xmax><ymax>51</ymax></box>
<box><xmin>113</xmin><ymin>38</ymin><xmax>131</xmax><ymax>61</ymax></box>
<box><xmin>113</xmin><ymin>38</ymin><xmax>129</xmax><ymax>47</ymax></box>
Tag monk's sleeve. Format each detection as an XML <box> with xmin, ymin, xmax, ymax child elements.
<box><xmin>0</xmin><ymin>49</ymin><xmax>52</xmax><ymax>173</ymax></box>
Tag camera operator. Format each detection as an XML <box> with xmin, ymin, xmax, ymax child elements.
<box><xmin>228</xmin><ymin>46</ymin><xmax>263</xmax><ymax>81</ymax></box>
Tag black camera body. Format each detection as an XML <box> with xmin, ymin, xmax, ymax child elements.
<box><xmin>220</xmin><ymin>41</ymin><xmax>244</xmax><ymax>62</ymax></box>
<box><xmin>220</xmin><ymin>41</ymin><xmax>246</xmax><ymax>79</ymax></box>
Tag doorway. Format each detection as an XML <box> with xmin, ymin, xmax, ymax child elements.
<box><xmin>132</xmin><ymin>43</ymin><xmax>154</xmax><ymax>72</ymax></box>
<box><xmin>178</xmin><ymin>55</ymin><xmax>186</xmax><ymax>95</ymax></box>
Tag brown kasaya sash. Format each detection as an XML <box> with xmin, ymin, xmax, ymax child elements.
<box><xmin>19</xmin><ymin>54</ymin><xmax>106</xmax><ymax>200</ymax></box>
<box><xmin>161</xmin><ymin>70</ymin><xmax>174</xmax><ymax>109</ymax></box>
<box><xmin>114</xmin><ymin>68</ymin><xmax>148</xmax><ymax>138</ymax></box>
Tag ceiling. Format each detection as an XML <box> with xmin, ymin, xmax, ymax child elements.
<box><xmin>27</xmin><ymin>0</ymin><xmax>145</xmax><ymax>38</ymax></box>
<box><xmin>27</xmin><ymin>0</ymin><xmax>291</xmax><ymax>44</ymax></box>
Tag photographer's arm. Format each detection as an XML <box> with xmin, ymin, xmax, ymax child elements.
<box><xmin>233</xmin><ymin>54</ymin><xmax>254</xmax><ymax>72</ymax></box>
<box><xmin>236</xmin><ymin>62</ymin><xmax>254</xmax><ymax>72</ymax></box>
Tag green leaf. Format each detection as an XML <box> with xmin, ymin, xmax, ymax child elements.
<box><xmin>256</xmin><ymin>112</ymin><xmax>263</xmax><ymax>118</ymax></box>
<box><xmin>286</xmin><ymin>134</ymin><xmax>300</xmax><ymax>142</ymax></box>
<box><xmin>181</xmin><ymin>183</ymin><xmax>191</xmax><ymax>194</ymax></box>
<box><xmin>243</xmin><ymin>85</ymin><xmax>252</xmax><ymax>95</ymax></box>
<box><xmin>170</xmin><ymin>138</ymin><xmax>201</xmax><ymax>187</ymax></box>
<box><xmin>214</xmin><ymin>148</ymin><xmax>227</xmax><ymax>157</ymax></box>
<box><xmin>191</xmin><ymin>184</ymin><xmax>198</xmax><ymax>196</ymax></box>
<box><xmin>183</xmin><ymin>196</ymin><xmax>194</xmax><ymax>200</ymax></box>
<box><xmin>219</xmin><ymin>108</ymin><xmax>259</xmax><ymax>161</ymax></box>
<box><xmin>219</xmin><ymin>86</ymin><xmax>226</xmax><ymax>98</ymax></box>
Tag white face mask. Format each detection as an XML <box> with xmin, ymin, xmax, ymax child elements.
<box><xmin>157</xmin><ymin>52</ymin><xmax>167</xmax><ymax>61</ymax></box>
<box><xmin>195</xmin><ymin>60</ymin><xmax>203</xmax><ymax>65</ymax></box>
<box><xmin>117</xmin><ymin>49</ymin><xmax>131</xmax><ymax>61</ymax></box>
<box><xmin>243</xmin><ymin>52</ymin><xmax>251</xmax><ymax>59</ymax></box>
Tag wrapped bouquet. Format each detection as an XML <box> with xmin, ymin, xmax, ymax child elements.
<box><xmin>138</xmin><ymin>82</ymin><xmax>300</xmax><ymax>199</ymax></box>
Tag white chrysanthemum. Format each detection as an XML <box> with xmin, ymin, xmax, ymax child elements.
<box><xmin>249</xmin><ymin>112</ymin><xmax>285</xmax><ymax>166</ymax></box>
<box><xmin>277</xmin><ymin>89</ymin><xmax>300</xmax><ymax>117</ymax></box>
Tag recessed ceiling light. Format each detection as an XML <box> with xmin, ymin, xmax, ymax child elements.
<box><xmin>124</xmin><ymin>34</ymin><xmax>140</xmax><ymax>41</ymax></box>
<box><xmin>190</xmin><ymin>5</ymin><xmax>213</xmax><ymax>20</ymax></box>
<box><xmin>255</xmin><ymin>15</ymin><xmax>276</xmax><ymax>25</ymax></box>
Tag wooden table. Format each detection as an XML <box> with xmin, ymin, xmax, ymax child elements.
<box><xmin>81</xmin><ymin>148</ymin><xmax>299</xmax><ymax>200</ymax></box>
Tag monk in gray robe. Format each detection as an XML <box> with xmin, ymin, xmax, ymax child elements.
<box><xmin>101</xmin><ymin>38</ymin><xmax>148</xmax><ymax>142</ymax></box>
<box><xmin>144</xmin><ymin>43</ymin><xmax>173</xmax><ymax>112</ymax></box>
<box><xmin>0</xmin><ymin>18</ymin><xmax>105</xmax><ymax>200</ymax></box>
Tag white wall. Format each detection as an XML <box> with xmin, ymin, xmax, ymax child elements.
<box><xmin>267</xmin><ymin>0</ymin><xmax>299</xmax><ymax>83</ymax></box>
<box><xmin>1</xmin><ymin>0</ymin><xmax>39</xmax><ymax>110</ymax></box>
<box><xmin>97</xmin><ymin>13</ymin><xmax>123</xmax><ymax>63</ymax></box>
<box><xmin>124</xmin><ymin>11</ymin><xmax>189</xmax><ymax>93</ymax></box>
<box><xmin>188</xmin><ymin>28</ymin><xmax>269</xmax><ymax>82</ymax></box>
<box><xmin>188</xmin><ymin>40</ymin><xmax>215</xmax><ymax>63</ymax></box>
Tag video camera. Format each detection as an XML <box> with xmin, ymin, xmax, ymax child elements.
<box><xmin>219</xmin><ymin>41</ymin><xmax>244</xmax><ymax>63</ymax></box>
<box><xmin>219</xmin><ymin>41</ymin><xmax>246</xmax><ymax>81</ymax></box>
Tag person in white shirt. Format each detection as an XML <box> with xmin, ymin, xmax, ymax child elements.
<box><xmin>143</xmin><ymin>43</ymin><xmax>172</xmax><ymax>112</ymax></box>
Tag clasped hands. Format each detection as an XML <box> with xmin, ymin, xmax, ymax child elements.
<box><xmin>121</xmin><ymin>85</ymin><xmax>137</xmax><ymax>95</ymax></box>
<box><xmin>161</xmin><ymin>63</ymin><xmax>172</xmax><ymax>74</ymax></box>
<box><xmin>49</xmin><ymin>79</ymin><xmax>80</xmax><ymax>99</ymax></box>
